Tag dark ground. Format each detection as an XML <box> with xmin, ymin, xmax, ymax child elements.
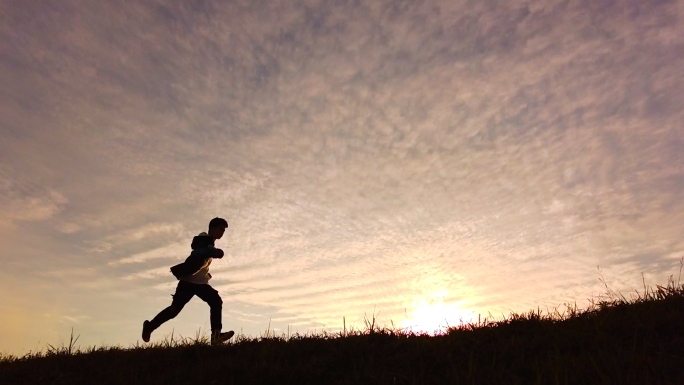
<box><xmin>2</xmin><ymin>281</ymin><xmax>683</xmax><ymax>385</ymax></box>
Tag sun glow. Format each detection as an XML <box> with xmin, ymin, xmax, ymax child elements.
<box><xmin>400</xmin><ymin>289</ymin><xmax>475</xmax><ymax>334</ymax></box>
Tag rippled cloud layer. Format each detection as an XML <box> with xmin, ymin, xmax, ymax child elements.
<box><xmin>1</xmin><ymin>0</ymin><xmax>682</xmax><ymax>354</ymax></box>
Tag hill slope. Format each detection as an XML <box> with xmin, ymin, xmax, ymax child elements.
<box><xmin>2</xmin><ymin>280</ymin><xmax>683</xmax><ymax>385</ymax></box>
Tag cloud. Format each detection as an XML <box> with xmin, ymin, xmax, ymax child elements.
<box><xmin>112</xmin><ymin>241</ymin><xmax>187</xmax><ymax>265</ymax></box>
<box><xmin>60</xmin><ymin>314</ymin><xmax>89</xmax><ymax>324</ymax></box>
<box><xmin>0</xmin><ymin>167</ymin><xmax>68</xmax><ymax>227</ymax></box>
<box><xmin>1</xmin><ymin>0</ymin><xmax>683</xmax><ymax>355</ymax></box>
<box><xmin>122</xmin><ymin>265</ymin><xmax>174</xmax><ymax>281</ymax></box>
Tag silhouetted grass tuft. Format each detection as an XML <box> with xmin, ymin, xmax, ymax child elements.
<box><xmin>2</xmin><ymin>265</ymin><xmax>684</xmax><ymax>384</ymax></box>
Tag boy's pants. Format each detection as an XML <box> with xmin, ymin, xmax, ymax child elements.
<box><xmin>149</xmin><ymin>280</ymin><xmax>223</xmax><ymax>332</ymax></box>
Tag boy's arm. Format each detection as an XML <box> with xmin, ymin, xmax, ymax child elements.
<box><xmin>209</xmin><ymin>248</ymin><xmax>224</xmax><ymax>258</ymax></box>
<box><xmin>190</xmin><ymin>233</ymin><xmax>223</xmax><ymax>258</ymax></box>
<box><xmin>190</xmin><ymin>247</ymin><xmax>224</xmax><ymax>259</ymax></box>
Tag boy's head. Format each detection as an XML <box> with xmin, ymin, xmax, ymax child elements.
<box><xmin>208</xmin><ymin>217</ymin><xmax>228</xmax><ymax>240</ymax></box>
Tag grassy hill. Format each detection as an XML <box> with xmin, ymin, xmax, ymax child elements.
<box><xmin>2</xmin><ymin>277</ymin><xmax>683</xmax><ymax>385</ymax></box>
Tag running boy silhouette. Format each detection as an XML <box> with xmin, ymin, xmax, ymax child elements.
<box><xmin>142</xmin><ymin>217</ymin><xmax>234</xmax><ymax>345</ymax></box>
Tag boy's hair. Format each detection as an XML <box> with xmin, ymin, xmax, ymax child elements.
<box><xmin>208</xmin><ymin>217</ymin><xmax>228</xmax><ymax>230</ymax></box>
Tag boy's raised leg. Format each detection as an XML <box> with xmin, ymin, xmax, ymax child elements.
<box><xmin>142</xmin><ymin>320</ymin><xmax>152</xmax><ymax>342</ymax></box>
<box><xmin>141</xmin><ymin>282</ymin><xmax>195</xmax><ymax>343</ymax></box>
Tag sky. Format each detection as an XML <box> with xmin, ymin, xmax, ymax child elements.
<box><xmin>1</xmin><ymin>0</ymin><xmax>683</xmax><ymax>356</ymax></box>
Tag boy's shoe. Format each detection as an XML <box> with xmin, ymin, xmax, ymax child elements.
<box><xmin>211</xmin><ymin>330</ymin><xmax>235</xmax><ymax>346</ymax></box>
<box><xmin>142</xmin><ymin>320</ymin><xmax>152</xmax><ymax>343</ymax></box>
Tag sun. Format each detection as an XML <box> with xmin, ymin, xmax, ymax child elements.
<box><xmin>400</xmin><ymin>289</ymin><xmax>475</xmax><ymax>334</ymax></box>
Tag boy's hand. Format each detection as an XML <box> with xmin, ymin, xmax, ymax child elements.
<box><xmin>212</xmin><ymin>248</ymin><xmax>224</xmax><ymax>258</ymax></box>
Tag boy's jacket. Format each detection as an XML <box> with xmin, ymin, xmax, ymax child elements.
<box><xmin>170</xmin><ymin>233</ymin><xmax>224</xmax><ymax>279</ymax></box>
